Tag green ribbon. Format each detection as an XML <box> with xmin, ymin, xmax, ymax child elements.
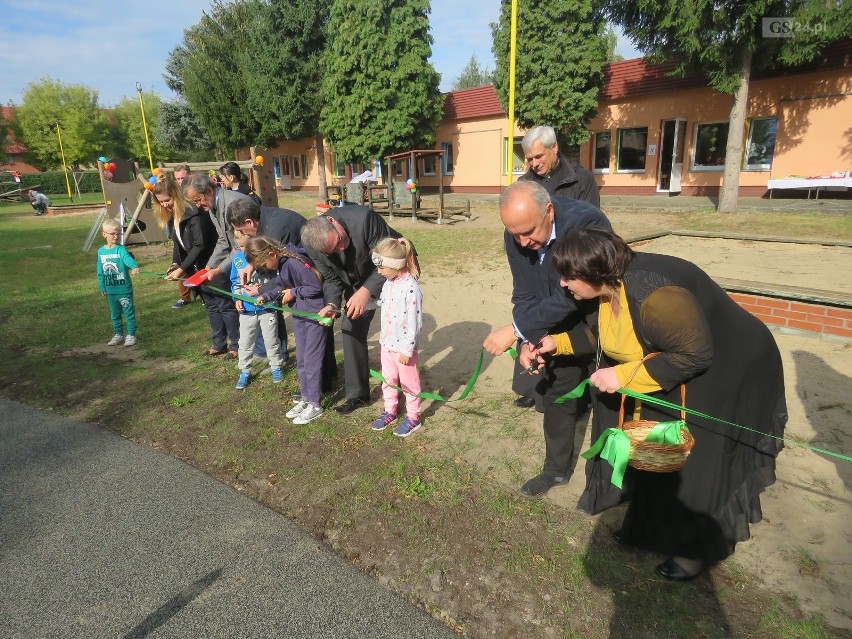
<box><xmin>369</xmin><ymin>346</ymin><xmax>516</xmax><ymax>403</ymax></box>
<box><xmin>563</xmin><ymin>380</ymin><xmax>851</xmax><ymax>476</ymax></box>
<box><xmin>645</xmin><ymin>420</ymin><xmax>687</xmax><ymax>445</ymax></box>
<box><xmin>139</xmin><ymin>271</ymin><xmax>331</xmax><ymax>325</ymax></box>
<box><xmin>205</xmin><ymin>284</ymin><xmax>332</xmax><ymax>326</ymax></box>
<box><xmin>580</xmin><ymin>428</ymin><xmax>631</xmax><ymax>488</ymax></box>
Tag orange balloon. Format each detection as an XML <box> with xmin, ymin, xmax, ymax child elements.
<box><xmin>143</xmin><ymin>181</ymin><xmax>154</xmax><ymax>191</ymax></box>
<box><xmin>152</xmin><ymin>168</ymin><xmax>163</xmax><ymax>176</ymax></box>
<box><xmin>255</xmin><ymin>155</ymin><xmax>264</xmax><ymax>166</ymax></box>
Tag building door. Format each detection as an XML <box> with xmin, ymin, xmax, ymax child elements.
<box><xmin>279</xmin><ymin>155</ymin><xmax>291</xmax><ymax>190</ymax></box>
<box><xmin>657</xmin><ymin>118</ymin><xmax>686</xmax><ymax>193</ymax></box>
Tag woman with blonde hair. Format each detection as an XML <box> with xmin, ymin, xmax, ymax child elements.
<box><xmin>152</xmin><ymin>177</ymin><xmax>196</xmax><ymax>309</ymax></box>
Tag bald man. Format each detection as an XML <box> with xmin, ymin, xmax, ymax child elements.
<box><xmin>483</xmin><ymin>181</ymin><xmax>610</xmax><ymax>498</ymax></box>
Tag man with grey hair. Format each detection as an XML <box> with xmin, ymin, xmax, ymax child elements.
<box><xmin>520</xmin><ymin>125</ymin><xmax>600</xmax><ymax>207</ymax></box>
<box><xmin>483</xmin><ymin>181</ymin><xmax>610</xmax><ymax>498</ymax></box>
<box><xmin>513</xmin><ymin>125</ymin><xmax>600</xmax><ymax>409</ymax></box>
<box><xmin>184</xmin><ymin>173</ymin><xmax>252</xmax><ymax>358</ymax></box>
<box><xmin>301</xmin><ymin>206</ymin><xmax>410</xmax><ymax>415</ymax></box>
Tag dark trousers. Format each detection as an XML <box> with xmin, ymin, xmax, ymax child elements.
<box><xmin>538</xmin><ymin>356</ymin><xmax>583</xmax><ymax>476</ymax></box>
<box><xmin>340</xmin><ymin>308</ymin><xmax>375</xmax><ymax>400</ymax></box>
<box><xmin>200</xmin><ymin>286</ymin><xmax>239</xmax><ymax>352</ymax></box>
<box><xmin>293</xmin><ymin>317</ymin><xmax>326</xmax><ymax>406</ymax></box>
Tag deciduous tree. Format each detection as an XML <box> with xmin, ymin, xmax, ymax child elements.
<box><xmin>111</xmin><ymin>92</ymin><xmax>177</xmax><ymax>167</ymax></box>
<box><xmin>16</xmin><ymin>78</ymin><xmax>107</xmax><ymax>169</ymax></box>
<box><xmin>607</xmin><ymin>0</ymin><xmax>850</xmax><ymax>212</ymax></box>
<box><xmin>491</xmin><ymin>0</ymin><xmax>609</xmax><ymax>148</ymax></box>
<box><xmin>320</xmin><ymin>0</ymin><xmax>443</xmax><ymax>165</ymax></box>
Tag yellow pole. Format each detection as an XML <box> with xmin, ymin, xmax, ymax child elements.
<box><xmin>506</xmin><ymin>0</ymin><xmax>518</xmax><ymax>186</ymax></box>
<box><xmin>55</xmin><ymin>122</ymin><xmax>72</xmax><ymax>200</ymax></box>
<box><xmin>136</xmin><ymin>82</ymin><xmax>154</xmax><ymax>172</ymax></box>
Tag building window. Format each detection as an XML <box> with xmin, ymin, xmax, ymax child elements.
<box><xmin>440</xmin><ymin>142</ymin><xmax>454</xmax><ymax>174</ymax></box>
<box><xmin>616</xmin><ymin>127</ymin><xmax>647</xmax><ymax>173</ymax></box>
<box><xmin>280</xmin><ymin>155</ymin><xmax>291</xmax><ymax>177</ymax></box>
<box><xmin>692</xmin><ymin>122</ymin><xmax>729</xmax><ymax>171</ymax></box>
<box><xmin>592</xmin><ymin>131</ymin><xmax>611</xmax><ymax>173</ymax></box>
<box><xmin>393</xmin><ymin>160</ymin><xmax>405</xmax><ymax>178</ymax></box>
<box><xmin>334</xmin><ymin>157</ymin><xmax>346</xmax><ymax>179</ymax></box>
<box><xmin>292</xmin><ymin>156</ymin><xmax>302</xmax><ymax>179</ymax></box>
<box><xmin>744</xmin><ymin>117</ymin><xmax>777</xmax><ymax>171</ymax></box>
<box><xmin>423</xmin><ymin>154</ymin><xmax>436</xmax><ymax>176</ymax></box>
<box><xmin>503</xmin><ymin>138</ymin><xmax>525</xmax><ymax>175</ymax></box>
<box><xmin>301</xmin><ymin>154</ymin><xmax>309</xmax><ymax>178</ymax></box>
<box><xmin>273</xmin><ymin>157</ymin><xmax>281</xmax><ymax>180</ymax></box>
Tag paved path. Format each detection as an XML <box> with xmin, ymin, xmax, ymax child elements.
<box><xmin>0</xmin><ymin>397</ymin><xmax>455</xmax><ymax>639</ymax></box>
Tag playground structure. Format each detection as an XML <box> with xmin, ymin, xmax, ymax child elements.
<box><xmin>328</xmin><ymin>150</ymin><xmax>471</xmax><ymax>224</ymax></box>
<box><xmin>97</xmin><ymin>158</ymin><xmax>163</xmax><ymax>246</ymax></box>
<box><xmin>0</xmin><ymin>170</ymin><xmax>36</xmax><ymax>204</ymax></box>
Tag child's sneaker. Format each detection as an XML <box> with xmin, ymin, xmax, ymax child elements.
<box><xmin>293</xmin><ymin>404</ymin><xmax>323</xmax><ymax>425</ymax></box>
<box><xmin>286</xmin><ymin>401</ymin><xmax>308</xmax><ymax>419</ymax></box>
<box><xmin>271</xmin><ymin>367</ymin><xmax>284</xmax><ymax>383</ymax></box>
<box><xmin>124</xmin><ymin>335</ymin><xmax>137</xmax><ymax>347</ymax></box>
<box><xmin>393</xmin><ymin>416</ymin><xmax>422</xmax><ymax>437</ymax></box>
<box><xmin>107</xmin><ymin>334</ymin><xmax>123</xmax><ymax>346</ymax></box>
<box><xmin>235</xmin><ymin>371</ymin><xmax>250</xmax><ymax>390</ymax></box>
<box><xmin>371</xmin><ymin>412</ymin><xmax>397</xmax><ymax>431</ymax></box>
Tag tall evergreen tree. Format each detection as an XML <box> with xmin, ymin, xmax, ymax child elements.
<box><xmin>320</xmin><ymin>0</ymin><xmax>443</xmax><ymax>165</ymax></box>
<box><xmin>16</xmin><ymin>78</ymin><xmax>108</xmax><ymax>169</ymax></box>
<box><xmin>491</xmin><ymin>0</ymin><xmax>609</xmax><ymax>148</ymax></box>
<box><xmin>608</xmin><ymin>0</ymin><xmax>850</xmax><ymax>212</ymax></box>
<box><xmin>164</xmin><ymin>0</ymin><xmax>262</xmax><ymax>151</ymax></box>
<box><xmin>451</xmin><ymin>54</ymin><xmax>494</xmax><ymax>91</ymax></box>
<box><xmin>245</xmin><ymin>0</ymin><xmax>332</xmax><ymax>197</ymax></box>
<box><xmin>157</xmin><ymin>99</ymin><xmax>216</xmax><ymax>158</ymax></box>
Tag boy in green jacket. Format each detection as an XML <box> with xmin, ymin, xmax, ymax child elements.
<box><xmin>97</xmin><ymin>219</ymin><xmax>139</xmax><ymax>346</ymax></box>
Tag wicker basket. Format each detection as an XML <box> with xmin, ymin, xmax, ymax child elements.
<box><xmin>619</xmin><ymin>355</ymin><xmax>694</xmax><ymax>473</ymax></box>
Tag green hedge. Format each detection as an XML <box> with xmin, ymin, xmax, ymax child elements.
<box><xmin>19</xmin><ymin>171</ymin><xmax>103</xmax><ymax>195</ymax></box>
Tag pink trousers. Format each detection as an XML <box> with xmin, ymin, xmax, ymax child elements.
<box><xmin>380</xmin><ymin>347</ymin><xmax>422</xmax><ymax>419</ymax></box>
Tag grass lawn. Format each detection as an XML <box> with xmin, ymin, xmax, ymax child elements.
<box><xmin>0</xmin><ymin>196</ymin><xmax>848</xmax><ymax>639</ymax></box>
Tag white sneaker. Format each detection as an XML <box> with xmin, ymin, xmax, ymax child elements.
<box><xmin>124</xmin><ymin>335</ymin><xmax>137</xmax><ymax>347</ymax></box>
<box><xmin>107</xmin><ymin>334</ymin><xmax>123</xmax><ymax>346</ymax></box>
<box><xmin>286</xmin><ymin>401</ymin><xmax>308</xmax><ymax>419</ymax></box>
<box><xmin>293</xmin><ymin>404</ymin><xmax>323</xmax><ymax>425</ymax></box>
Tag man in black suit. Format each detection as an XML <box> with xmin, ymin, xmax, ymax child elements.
<box><xmin>226</xmin><ymin>199</ymin><xmax>306</xmax><ymax>247</ymax></box>
<box><xmin>513</xmin><ymin>125</ymin><xmax>601</xmax><ymax>409</ymax></box>
<box><xmin>301</xmin><ymin>207</ymin><xmax>408</xmax><ymax>415</ymax></box>
<box><xmin>483</xmin><ymin>181</ymin><xmax>611</xmax><ymax>498</ymax></box>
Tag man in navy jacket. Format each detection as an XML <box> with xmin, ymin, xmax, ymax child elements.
<box><xmin>483</xmin><ymin>181</ymin><xmax>611</xmax><ymax>497</ymax></box>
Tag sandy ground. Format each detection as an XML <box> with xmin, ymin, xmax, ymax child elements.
<box><xmin>414</xmin><ymin>233</ymin><xmax>852</xmax><ymax>629</ymax></box>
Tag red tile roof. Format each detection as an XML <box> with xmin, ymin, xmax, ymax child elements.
<box><xmin>442</xmin><ymin>85</ymin><xmax>505</xmax><ymax>121</ymax></box>
<box><xmin>4</xmin><ymin>142</ymin><xmax>27</xmax><ymax>154</ymax></box>
<box><xmin>443</xmin><ymin>39</ymin><xmax>850</xmax><ymax>115</ymax></box>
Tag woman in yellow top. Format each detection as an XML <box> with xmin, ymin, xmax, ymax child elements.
<box><xmin>522</xmin><ymin>228</ymin><xmax>787</xmax><ymax>580</ymax></box>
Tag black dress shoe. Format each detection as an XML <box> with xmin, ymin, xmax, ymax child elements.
<box><xmin>611</xmin><ymin>530</ymin><xmax>631</xmax><ymax>547</ymax></box>
<box><xmin>334</xmin><ymin>397</ymin><xmax>370</xmax><ymax>415</ymax></box>
<box><xmin>514</xmin><ymin>395</ymin><xmax>535</xmax><ymax>408</ymax></box>
<box><xmin>519</xmin><ymin>472</ymin><xmax>568</xmax><ymax>498</ymax></box>
<box><xmin>656</xmin><ymin>557</ymin><xmax>703</xmax><ymax>581</ymax></box>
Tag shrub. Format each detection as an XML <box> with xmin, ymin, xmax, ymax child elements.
<box><xmin>19</xmin><ymin>171</ymin><xmax>103</xmax><ymax>194</ymax></box>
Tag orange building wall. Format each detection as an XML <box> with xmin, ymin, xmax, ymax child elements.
<box><xmin>580</xmin><ymin>67</ymin><xmax>851</xmax><ymax>195</ymax></box>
